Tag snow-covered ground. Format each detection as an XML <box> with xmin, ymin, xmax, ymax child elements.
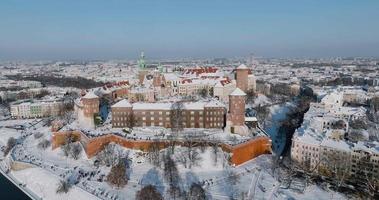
<box><xmin>0</xmin><ymin>117</ymin><xmax>349</xmax><ymax>200</ymax></box>
<box><xmin>12</xmin><ymin>167</ymin><xmax>100</xmax><ymax>200</ymax></box>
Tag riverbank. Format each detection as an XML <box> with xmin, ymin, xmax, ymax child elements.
<box><xmin>0</xmin><ymin>165</ymin><xmax>36</xmax><ymax>200</ymax></box>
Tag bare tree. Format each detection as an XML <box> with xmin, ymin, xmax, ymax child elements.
<box><xmin>211</xmin><ymin>141</ymin><xmax>220</xmax><ymax>166</ymax></box>
<box><xmin>37</xmin><ymin>139</ymin><xmax>51</xmax><ymax>150</ymax></box>
<box><xmin>198</xmin><ymin>88</ymin><xmax>208</xmax><ymax>98</ymax></box>
<box><xmin>188</xmin><ymin>183</ymin><xmax>206</xmax><ymax>200</ymax></box>
<box><xmin>107</xmin><ymin>160</ymin><xmax>128</xmax><ymax>188</ymax></box>
<box><xmin>34</xmin><ymin>132</ymin><xmax>44</xmax><ymax>139</ymax></box>
<box><xmin>147</xmin><ymin>140</ymin><xmax>162</xmax><ymax>167</ymax></box>
<box><xmin>96</xmin><ymin>143</ymin><xmax>121</xmax><ymax>166</ymax></box>
<box><xmin>246</xmin><ymin>88</ymin><xmax>256</xmax><ymax>105</ymax></box>
<box><xmin>225</xmin><ymin>168</ymin><xmax>240</xmax><ymax>186</ymax></box>
<box><xmin>167</xmin><ymin>185</ymin><xmax>183</xmax><ymax>200</ymax></box>
<box><xmin>170</xmin><ymin>101</ymin><xmax>185</xmax><ymax>134</ymax></box>
<box><xmin>370</xmin><ymin>96</ymin><xmax>379</xmax><ymax>112</ymax></box>
<box><xmin>183</xmin><ymin>136</ymin><xmax>202</xmax><ymax>169</ymax></box>
<box><xmin>4</xmin><ymin>137</ymin><xmax>17</xmax><ymax>155</ymax></box>
<box><xmin>126</xmin><ymin>113</ymin><xmax>137</xmax><ymax>129</ymax></box>
<box><xmin>254</xmin><ymin>105</ymin><xmax>269</xmax><ymax>127</ymax></box>
<box><xmin>136</xmin><ymin>185</ymin><xmax>163</xmax><ymax>200</ymax></box>
<box><xmin>61</xmin><ymin>133</ymin><xmax>75</xmax><ymax>157</ymax></box>
<box><xmin>163</xmin><ymin>153</ymin><xmax>180</xmax><ymax>186</ymax></box>
<box><xmin>70</xmin><ymin>143</ymin><xmax>82</xmax><ymax>160</ymax></box>
<box><xmin>318</xmin><ymin>150</ymin><xmax>350</xmax><ymax>192</ymax></box>
<box><xmin>56</xmin><ymin>180</ymin><xmax>71</xmax><ymax>193</ymax></box>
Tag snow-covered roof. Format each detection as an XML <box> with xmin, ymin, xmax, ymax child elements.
<box><xmin>130</xmin><ymin>100</ymin><xmax>225</xmax><ymax>111</ymax></box>
<box><xmin>183</xmin><ymin>102</ymin><xmax>206</xmax><ymax>110</ymax></box>
<box><xmin>82</xmin><ymin>91</ymin><xmax>98</xmax><ymax>99</ymax></box>
<box><xmin>320</xmin><ymin>139</ymin><xmax>351</xmax><ymax>151</ymax></box>
<box><xmin>245</xmin><ymin>117</ymin><xmax>257</xmax><ymax>122</ymax></box>
<box><xmin>133</xmin><ymin>102</ymin><xmax>172</xmax><ymax>110</ymax></box>
<box><xmin>230</xmin><ymin>88</ymin><xmax>246</xmax><ymax>96</ymax></box>
<box><xmin>352</xmin><ymin>141</ymin><xmax>379</xmax><ymax>154</ymax></box>
<box><xmin>205</xmin><ymin>100</ymin><xmax>225</xmax><ymax>108</ymax></box>
<box><xmin>236</xmin><ymin>64</ymin><xmax>248</xmax><ymax>70</ymax></box>
<box><xmin>112</xmin><ymin>99</ymin><xmax>132</xmax><ymax>108</ymax></box>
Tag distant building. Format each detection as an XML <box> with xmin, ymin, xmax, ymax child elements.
<box><xmin>291</xmin><ymin>90</ymin><xmax>379</xmax><ymax>188</ymax></box>
<box><xmin>214</xmin><ymin>79</ymin><xmax>236</xmax><ymax>102</ymax></box>
<box><xmin>128</xmin><ymin>87</ymin><xmax>155</xmax><ymax>103</ymax></box>
<box><xmin>10</xmin><ymin>99</ymin><xmax>64</xmax><ymax>119</ymax></box>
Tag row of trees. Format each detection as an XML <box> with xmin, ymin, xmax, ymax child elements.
<box><xmin>6</xmin><ymin>74</ymin><xmax>104</xmax><ymax>89</ymax></box>
<box><xmin>135</xmin><ymin>182</ymin><xmax>207</xmax><ymax>200</ymax></box>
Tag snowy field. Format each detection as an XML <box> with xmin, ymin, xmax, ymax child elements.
<box><xmin>12</xmin><ymin>167</ymin><xmax>100</xmax><ymax>200</ymax></box>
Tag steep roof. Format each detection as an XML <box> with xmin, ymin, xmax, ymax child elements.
<box><xmin>230</xmin><ymin>88</ymin><xmax>246</xmax><ymax>96</ymax></box>
<box><xmin>82</xmin><ymin>91</ymin><xmax>98</xmax><ymax>99</ymax></box>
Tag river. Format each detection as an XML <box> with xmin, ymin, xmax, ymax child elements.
<box><xmin>0</xmin><ymin>173</ymin><xmax>30</xmax><ymax>200</ymax></box>
<box><xmin>263</xmin><ymin>102</ymin><xmax>295</xmax><ymax>155</ymax></box>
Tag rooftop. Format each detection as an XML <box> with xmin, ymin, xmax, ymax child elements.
<box><xmin>82</xmin><ymin>91</ymin><xmax>98</xmax><ymax>99</ymax></box>
<box><xmin>111</xmin><ymin>99</ymin><xmax>132</xmax><ymax>108</ymax></box>
<box><xmin>236</xmin><ymin>64</ymin><xmax>248</xmax><ymax>70</ymax></box>
<box><xmin>230</xmin><ymin>88</ymin><xmax>246</xmax><ymax>96</ymax></box>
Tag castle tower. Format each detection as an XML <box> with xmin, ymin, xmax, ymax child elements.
<box><xmin>229</xmin><ymin>88</ymin><xmax>246</xmax><ymax>126</ymax></box>
<box><xmin>236</xmin><ymin>64</ymin><xmax>249</xmax><ymax>92</ymax></box>
<box><xmin>226</xmin><ymin>88</ymin><xmax>249</xmax><ymax>135</ymax></box>
<box><xmin>81</xmin><ymin>91</ymin><xmax>99</xmax><ymax>117</ymax></box>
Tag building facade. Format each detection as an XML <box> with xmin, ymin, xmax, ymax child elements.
<box><xmin>10</xmin><ymin>99</ymin><xmax>64</xmax><ymax>119</ymax></box>
<box><xmin>111</xmin><ymin>100</ymin><xmax>226</xmax><ymax>129</ymax></box>
<box><xmin>81</xmin><ymin>92</ymin><xmax>100</xmax><ymax>117</ymax></box>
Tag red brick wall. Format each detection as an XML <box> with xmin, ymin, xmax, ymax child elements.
<box><xmin>230</xmin><ymin>136</ymin><xmax>272</xmax><ymax>165</ymax></box>
<box><xmin>52</xmin><ymin>131</ymin><xmax>271</xmax><ymax>166</ymax></box>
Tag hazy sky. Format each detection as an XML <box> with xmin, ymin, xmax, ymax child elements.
<box><xmin>1</xmin><ymin>0</ymin><xmax>379</xmax><ymax>60</ymax></box>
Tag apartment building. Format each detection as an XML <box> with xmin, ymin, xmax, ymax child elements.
<box><xmin>10</xmin><ymin>99</ymin><xmax>64</xmax><ymax>119</ymax></box>
<box><xmin>291</xmin><ymin>89</ymin><xmax>379</xmax><ymax>188</ymax></box>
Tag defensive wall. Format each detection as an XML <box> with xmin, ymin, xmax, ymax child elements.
<box><xmin>51</xmin><ymin>131</ymin><xmax>271</xmax><ymax>166</ymax></box>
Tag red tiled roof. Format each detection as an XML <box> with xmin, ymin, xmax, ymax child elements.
<box><xmin>183</xmin><ymin>67</ymin><xmax>219</xmax><ymax>76</ymax></box>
